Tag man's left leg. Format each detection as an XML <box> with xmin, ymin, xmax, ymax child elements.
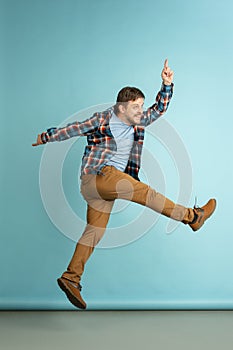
<box><xmin>96</xmin><ymin>166</ymin><xmax>216</xmax><ymax>230</ymax></box>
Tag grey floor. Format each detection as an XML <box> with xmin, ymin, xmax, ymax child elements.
<box><xmin>1</xmin><ymin>311</ymin><xmax>233</xmax><ymax>350</ymax></box>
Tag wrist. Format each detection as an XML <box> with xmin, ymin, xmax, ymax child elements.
<box><xmin>162</xmin><ymin>80</ymin><xmax>173</xmax><ymax>86</ymax></box>
<box><xmin>41</xmin><ymin>132</ymin><xmax>48</xmax><ymax>144</ymax></box>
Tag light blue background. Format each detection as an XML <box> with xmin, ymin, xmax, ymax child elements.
<box><xmin>1</xmin><ymin>0</ymin><xmax>232</xmax><ymax>309</ymax></box>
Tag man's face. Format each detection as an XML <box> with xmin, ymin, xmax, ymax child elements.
<box><xmin>120</xmin><ymin>98</ymin><xmax>144</xmax><ymax>125</ymax></box>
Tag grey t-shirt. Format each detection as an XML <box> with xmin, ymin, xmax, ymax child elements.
<box><xmin>106</xmin><ymin>113</ymin><xmax>134</xmax><ymax>172</ymax></box>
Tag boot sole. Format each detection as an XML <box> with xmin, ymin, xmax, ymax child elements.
<box><xmin>57</xmin><ymin>278</ymin><xmax>86</xmax><ymax>310</ymax></box>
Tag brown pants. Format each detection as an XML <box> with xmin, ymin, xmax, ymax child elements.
<box><xmin>62</xmin><ymin>165</ymin><xmax>194</xmax><ymax>284</ymax></box>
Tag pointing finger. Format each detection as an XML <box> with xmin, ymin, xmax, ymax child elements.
<box><xmin>164</xmin><ymin>59</ymin><xmax>168</xmax><ymax>69</ymax></box>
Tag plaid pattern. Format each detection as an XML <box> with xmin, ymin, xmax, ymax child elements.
<box><xmin>42</xmin><ymin>84</ymin><xmax>173</xmax><ymax>180</ymax></box>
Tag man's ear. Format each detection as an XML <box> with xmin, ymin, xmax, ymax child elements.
<box><xmin>118</xmin><ymin>103</ymin><xmax>126</xmax><ymax>114</ymax></box>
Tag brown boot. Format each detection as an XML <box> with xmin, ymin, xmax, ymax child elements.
<box><xmin>57</xmin><ymin>277</ymin><xmax>87</xmax><ymax>309</ymax></box>
<box><xmin>189</xmin><ymin>198</ymin><xmax>216</xmax><ymax>232</ymax></box>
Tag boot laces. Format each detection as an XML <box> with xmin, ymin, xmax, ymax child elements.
<box><xmin>69</xmin><ymin>280</ymin><xmax>82</xmax><ymax>291</ymax></box>
<box><xmin>194</xmin><ymin>196</ymin><xmax>200</xmax><ymax>209</ymax></box>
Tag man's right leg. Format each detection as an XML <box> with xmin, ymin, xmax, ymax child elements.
<box><xmin>61</xmin><ymin>199</ymin><xmax>114</xmax><ymax>285</ymax></box>
<box><xmin>58</xmin><ymin>176</ymin><xmax>114</xmax><ymax>309</ymax></box>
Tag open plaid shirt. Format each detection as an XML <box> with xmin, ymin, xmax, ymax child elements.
<box><xmin>41</xmin><ymin>83</ymin><xmax>173</xmax><ymax>180</ymax></box>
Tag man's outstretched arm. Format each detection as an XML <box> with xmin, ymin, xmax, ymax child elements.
<box><xmin>32</xmin><ymin>113</ymin><xmax>101</xmax><ymax>147</ymax></box>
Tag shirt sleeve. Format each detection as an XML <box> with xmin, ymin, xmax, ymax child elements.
<box><xmin>141</xmin><ymin>83</ymin><xmax>174</xmax><ymax>127</ymax></box>
<box><xmin>41</xmin><ymin>112</ymin><xmax>100</xmax><ymax>143</ymax></box>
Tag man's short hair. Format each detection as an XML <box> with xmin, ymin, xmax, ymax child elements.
<box><xmin>114</xmin><ymin>86</ymin><xmax>145</xmax><ymax>114</ymax></box>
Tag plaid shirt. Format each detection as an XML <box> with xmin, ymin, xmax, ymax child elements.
<box><xmin>42</xmin><ymin>83</ymin><xmax>173</xmax><ymax>180</ymax></box>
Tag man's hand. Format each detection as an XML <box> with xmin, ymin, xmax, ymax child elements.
<box><xmin>32</xmin><ymin>134</ymin><xmax>44</xmax><ymax>147</ymax></box>
<box><xmin>161</xmin><ymin>59</ymin><xmax>174</xmax><ymax>85</ymax></box>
